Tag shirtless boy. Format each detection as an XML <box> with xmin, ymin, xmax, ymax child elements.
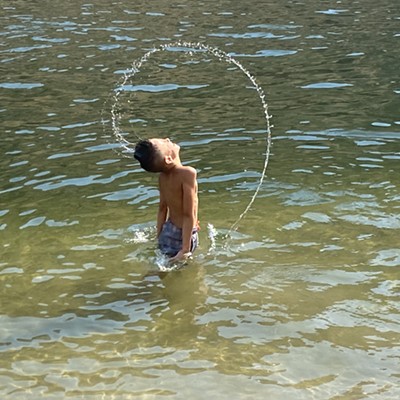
<box><xmin>134</xmin><ymin>138</ymin><xmax>199</xmax><ymax>262</ymax></box>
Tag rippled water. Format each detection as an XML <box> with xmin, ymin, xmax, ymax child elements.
<box><xmin>1</xmin><ymin>1</ymin><xmax>399</xmax><ymax>399</ymax></box>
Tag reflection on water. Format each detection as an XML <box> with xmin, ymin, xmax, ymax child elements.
<box><xmin>1</xmin><ymin>0</ymin><xmax>399</xmax><ymax>398</ymax></box>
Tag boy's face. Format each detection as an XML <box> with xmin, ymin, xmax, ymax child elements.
<box><xmin>150</xmin><ymin>138</ymin><xmax>180</xmax><ymax>159</ymax></box>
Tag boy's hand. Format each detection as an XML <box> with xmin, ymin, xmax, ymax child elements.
<box><xmin>169</xmin><ymin>250</ymin><xmax>192</xmax><ymax>263</ymax></box>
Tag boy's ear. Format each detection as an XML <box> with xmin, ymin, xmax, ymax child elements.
<box><xmin>164</xmin><ymin>155</ymin><xmax>173</xmax><ymax>165</ymax></box>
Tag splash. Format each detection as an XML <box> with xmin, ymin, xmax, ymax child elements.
<box><xmin>106</xmin><ymin>41</ymin><xmax>272</xmax><ymax>234</ymax></box>
<box><xmin>207</xmin><ymin>222</ymin><xmax>218</xmax><ymax>253</ymax></box>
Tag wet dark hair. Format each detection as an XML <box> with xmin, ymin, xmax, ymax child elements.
<box><xmin>134</xmin><ymin>140</ymin><xmax>162</xmax><ymax>172</ymax></box>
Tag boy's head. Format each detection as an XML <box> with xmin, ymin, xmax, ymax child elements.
<box><xmin>134</xmin><ymin>138</ymin><xmax>180</xmax><ymax>172</ymax></box>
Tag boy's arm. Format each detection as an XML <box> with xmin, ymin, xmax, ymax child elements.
<box><xmin>170</xmin><ymin>168</ymin><xmax>197</xmax><ymax>261</ymax></box>
<box><xmin>157</xmin><ymin>176</ymin><xmax>168</xmax><ymax>237</ymax></box>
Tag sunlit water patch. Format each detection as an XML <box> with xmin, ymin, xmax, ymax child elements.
<box><xmin>1</xmin><ymin>1</ymin><xmax>400</xmax><ymax>399</ymax></box>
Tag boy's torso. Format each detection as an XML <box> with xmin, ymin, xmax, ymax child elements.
<box><xmin>159</xmin><ymin>166</ymin><xmax>198</xmax><ymax>229</ymax></box>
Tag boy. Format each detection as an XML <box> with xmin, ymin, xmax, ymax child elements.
<box><xmin>134</xmin><ymin>138</ymin><xmax>199</xmax><ymax>262</ymax></box>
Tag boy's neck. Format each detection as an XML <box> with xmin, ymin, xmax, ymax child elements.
<box><xmin>162</xmin><ymin>157</ymin><xmax>182</xmax><ymax>173</ymax></box>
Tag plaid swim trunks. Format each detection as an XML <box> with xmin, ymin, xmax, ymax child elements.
<box><xmin>158</xmin><ymin>220</ymin><xmax>199</xmax><ymax>257</ymax></box>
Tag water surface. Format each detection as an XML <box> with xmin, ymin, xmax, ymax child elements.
<box><xmin>1</xmin><ymin>1</ymin><xmax>399</xmax><ymax>399</ymax></box>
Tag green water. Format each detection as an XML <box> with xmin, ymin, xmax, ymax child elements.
<box><xmin>1</xmin><ymin>1</ymin><xmax>399</xmax><ymax>399</ymax></box>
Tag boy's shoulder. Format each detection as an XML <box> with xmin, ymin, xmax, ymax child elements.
<box><xmin>160</xmin><ymin>165</ymin><xmax>196</xmax><ymax>181</ymax></box>
<box><xmin>177</xmin><ymin>165</ymin><xmax>197</xmax><ymax>180</ymax></box>
<box><xmin>178</xmin><ymin>165</ymin><xmax>197</xmax><ymax>174</ymax></box>
<box><xmin>169</xmin><ymin>165</ymin><xmax>197</xmax><ymax>185</ymax></box>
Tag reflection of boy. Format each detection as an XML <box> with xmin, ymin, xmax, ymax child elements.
<box><xmin>134</xmin><ymin>138</ymin><xmax>199</xmax><ymax>262</ymax></box>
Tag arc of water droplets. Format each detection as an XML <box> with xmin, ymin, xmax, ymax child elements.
<box><xmin>109</xmin><ymin>41</ymin><xmax>272</xmax><ymax>234</ymax></box>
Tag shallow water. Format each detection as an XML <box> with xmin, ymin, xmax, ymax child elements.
<box><xmin>1</xmin><ymin>0</ymin><xmax>399</xmax><ymax>399</ymax></box>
